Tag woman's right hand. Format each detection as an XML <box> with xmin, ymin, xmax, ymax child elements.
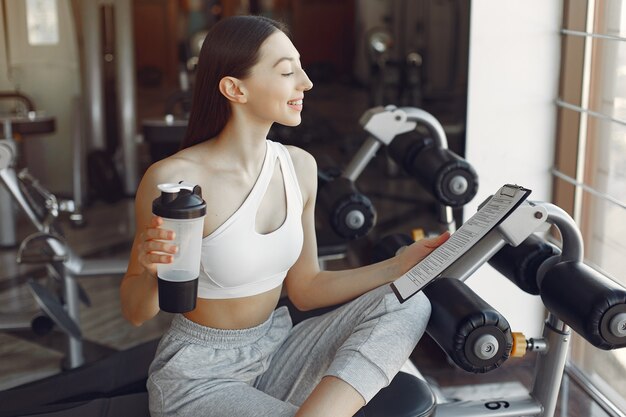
<box><xmin>137</xmin><ymin>216</ymin><xmax>178</xmax><ymax>277</ymax></box>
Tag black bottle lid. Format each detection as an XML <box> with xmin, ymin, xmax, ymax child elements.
<box><xmin>152</xmin><ymin>181</ymin><xmax>207</xmax><ymax>219</ymax></box>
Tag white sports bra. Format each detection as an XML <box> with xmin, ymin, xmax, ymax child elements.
<box><xmin>197</xmin><ymin>140</ymin><xmax>304</xmax><ymax>299</ymax></box>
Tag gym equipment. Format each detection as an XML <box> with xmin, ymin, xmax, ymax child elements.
<box><xmin>0</xmin><ymin>135</ymin><xmax>128</xmax><ymax>369</ymax></box>
<box><xmin>142</xmin><ymin>114</ymin><xmax>187</xmax><ymax>163</ymax></box>
<box><xmin>0</xmin><ymin>339</ymin><xmax>158</xmax><ymax>417</ymax></box>
<box><xmin>358</xmin><ymin>1</ymin><xmax>468</xmax><ymax>110</ymax></box>
<box><xmin>318</xmin><ymin>105</ymin><xmax>477</xmax><ymax>241</ymax></box>
<box><xmin>0</xmin><ymin>92</ymin><xmax>56</xmax><ymax>247</ymax></box>
<box><xmin>316</xmin><ymin>176</ymin><xmax>377</xmax><ymax>240</ymax></box>
<box><xmin>141</xmin><ymin>27</ymin><xmax>207</xmax><ymax>163</ymax></box>
<box><xmin>1</xmin><ymin>1</ymin><xmax>84</xmax><ymax>198</ymax></box>
<box><xmin>356</xmin><ymin>106</ymin><xmax>477</xmax><ymax>211</ymax></box>
<box><xmin>2</xmin><ymin>190</ymin><xmax>625</xmax><ymax>416</ymax></box>
<box><xmin>365</xmin><ymin>26</ymin><xmax>422</xmax><ymax>108</ymax></box>
<box><xmin>4</xmin><ymin>191</ymin><xmax>625</xmax><ymax>417</ymax></box>
<box><xmin>81</xmin><ymin>0</ymin><xmax>139</xmax><ymax>195</ymax></box>
<box><xmin>370</xmin><ymin>188</ymin><xmax>626</xmax><ymax>416</ymax></box>
<box><xmin>0</xmin><ymin>92</ymin><xmax>86</xmax><ymax>243</ymax></box>
<box><xmin>387</xmin><ymin>132</ymin><xmax>477</xmax><ymax>207</ymax></box>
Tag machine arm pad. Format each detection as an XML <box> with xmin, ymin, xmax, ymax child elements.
<box><xmin>387</xmin><ymin>131</ymin><xmax>478</xmax><ymax>207</ymax></box>
<box><xmin>316</xmin><ymin>177</ymin><xmax>376</xmax><ymax>240</ymax></box>
<box><xmin>488</xmin><ymin>234</ymin><xmax>560</xmax><ymax>296</ymax></box>
<box><xmin>540</xmin><ymin>261</ymin><xmax>626</xmax><ymax>349</ymax></box>
<box><xmin>424</xmin><ymin>277</ymin><xmax>513</xmax><ymax>373</ymax></box>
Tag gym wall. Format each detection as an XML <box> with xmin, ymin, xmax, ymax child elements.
<box><xmin>465</xmin><ymin>0</ymin><xmax>562</xmax><ymax>336</ymax></box>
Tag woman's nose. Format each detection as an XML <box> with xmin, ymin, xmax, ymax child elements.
<box><xmin>300</xmin><ymin>69</ymin><xmax>313</xmax><ymax>91</ymax></box>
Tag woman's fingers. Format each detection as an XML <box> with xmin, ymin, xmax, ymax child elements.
<box><xmin>144</xmin><ymin>226</ymin><xmax>175</xmax><ymax>241</ymax></box>
<box><xmin>142</xmin><ymin>253</ymin><xmax>173</xmax><ymax>264</ymax></box>
<box><xmin>143</xmin><ymin>240</ymin><xmax>177</xmax><ymax>254</ymax></box>
<box><xmin>397</xmin><ymin>231</ymin><xmax>453</xmax><ymax>273</ymax></box>
<box><xmin>138</xmin><ymin>216</ymin><xmax>178</xmax><ymax>272</ymax></box>
<box><xmin>421</xmin><ymin>231</ymin><xmax>451</xmax><ymax>249</ymax></box>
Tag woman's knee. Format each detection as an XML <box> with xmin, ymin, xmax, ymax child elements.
<box><xmin>385</xmin><ymin>290</ymin><xmax>431</xmax><ymax>336</ymax></box>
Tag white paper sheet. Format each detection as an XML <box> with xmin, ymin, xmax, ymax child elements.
<box><xmin>391</xmin><ymin>184</ymin><xmax>531</xmax><ymax>302</ymax></box>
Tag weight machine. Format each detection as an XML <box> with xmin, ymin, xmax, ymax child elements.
<box><xmin>2</xmin><ymin>105</ymin><xmax>625</xmax><ymax>417</ymax></box>
<box><xmin>2</xmin><ymin>188</ymin><xmax>625</xmax><ymax>417</ymax></box>
<box><xmin>317</xmin><ymin>105</ymin><xmax>478</xmax><ymax>243</ymax></box>
<box><xmin>0</xmin><ymin>132</ymin><xmax>128</xmax><ymax>370</ymax></box>
<box><xmin>369</xmin><ymin>192</ymin><xmax>626</xmax><ymax>416</ymax></box>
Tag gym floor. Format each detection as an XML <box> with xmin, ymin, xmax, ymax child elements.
<box><xmin>0</xmin><ymin>80</ymin><xmax>613</xmax><ymax>416</ymax></box>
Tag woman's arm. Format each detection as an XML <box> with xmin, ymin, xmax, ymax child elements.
<box><xmin>284</xmin><ymin>148</ymin><xmax>449</xmax><ymax>311</ymax></box>
<box><xmin>120</xmin><ymin>163</ymin><xmax>179</xmax><ymax>326</ymax></box>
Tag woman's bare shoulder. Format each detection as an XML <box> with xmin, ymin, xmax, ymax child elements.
<box><xmin>137</xmin><ymin>147</ymin><xmax>209</xmax><ymax>199</ymax></box>
<box><xmin>283</xmin><ymin>144</ymin><xmax>317</xmax><ymax>173</ymax></box>
<box><xmin>143</xmin><ymin>152</ymin><xmax>197</xmax><ymax>183</ymax></box>
<box><xmin>282</xmin><ymin>144</ymin><xmax>318</xmax><ymax>203</ymax></box>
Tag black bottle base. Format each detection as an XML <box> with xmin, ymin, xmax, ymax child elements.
<box><xmin>158</xmin><ymin>277</ymin><xmax>198</xmax><ymax>313</ymax></box>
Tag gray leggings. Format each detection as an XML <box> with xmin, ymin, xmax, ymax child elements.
<box><xmin>147</xmin><ymin>285</ymin><xmax>431</xmax><ymax>417</ymax></box>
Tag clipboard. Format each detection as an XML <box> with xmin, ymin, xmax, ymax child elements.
<box><xmin>391</xmin><ymin>184</ymin><xmax>532</xmax><ymax>303</ymax></box>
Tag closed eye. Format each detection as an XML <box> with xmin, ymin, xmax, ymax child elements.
<box><xmin>282</xmin><ymin>72</ymin><xmax>294</xmax><ymax>77</ymax></box>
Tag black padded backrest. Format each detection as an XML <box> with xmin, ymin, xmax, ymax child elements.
<box><xmin>0</xmin><ymin>339</ymin><xmax>158</xmax><ymax>415</ymax></box>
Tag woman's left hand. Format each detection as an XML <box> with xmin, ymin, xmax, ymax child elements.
<box><xmin>395</xmin><ymin>232</ymin><xmax>451</xmax><ymax>275</ymax></box>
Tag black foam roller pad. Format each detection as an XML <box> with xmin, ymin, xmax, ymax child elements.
<box><xmin>387</xmin><ymin>132</ymin><xmax>478</xmax><ymax>207</ymax></box>
<box><xmin>488</xmin><ymin>234</ymin><xmax>561</xmax><ymax>295</ymax></box>
<box><xmin>316</xmin><ymin>177</ymin><xmax>376</xmax><ymax>240</ymax></box>
<box><xmin>424</xmin><ymin>277</ymin><xmax>513</xmax><ymax>373</ymax></box>
<box><xmin>540</xmin><ymin>261</ymin><xmax>626</xmax><ymax>350</ymax></box>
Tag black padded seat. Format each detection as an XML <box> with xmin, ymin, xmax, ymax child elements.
<box><xmin>358</xmin><ymin>371</ymin><xmax>436</xmax><ymax>417</ymax></box>
<box><xmin>0</xmin><ymin>340</ymin><xmax>158</xmax><ymax>417</ymax></box>
<box><xmin>3</xmin><ymin>378</ymin><xmax>435</xmax><ymax>417</ymax></box>
<box><xmin>0</xmin><ymin>392</ymin><xmax>149</xmax><ymax>417</ymax></box>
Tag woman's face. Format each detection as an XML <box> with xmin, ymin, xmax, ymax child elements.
<box><xmin>239</xmin><ymin>31</ymin><xmax>313</xmax><ymax>127</ymax></box>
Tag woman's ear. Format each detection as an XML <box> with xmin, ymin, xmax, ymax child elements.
<box><xmin>218</xmin><ymin>76</ymin><xmax>247</xmax><ymax>104</ymax></box>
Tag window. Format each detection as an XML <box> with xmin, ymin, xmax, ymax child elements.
<box><xmin>556</xmin><ymin>0</ymin><xmax>626</xmax><ymax>412</ymax></box>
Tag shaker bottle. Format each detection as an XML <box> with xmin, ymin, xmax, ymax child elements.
<box><xmin>152</xmin><ymin>181</ymin><xmax>206</xmax><ymax>313</ymax></box>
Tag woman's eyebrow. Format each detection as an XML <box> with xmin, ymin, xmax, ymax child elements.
<box><xmin>273</xmin><ymin>56</ymin><xmax>300</xmax><ymax>67</ymax></box>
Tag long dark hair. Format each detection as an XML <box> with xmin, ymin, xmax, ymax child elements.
<box><xmin>180</xmin><ymin>16</ymin><xmax>287</xmax><ymax>150</ymax></box>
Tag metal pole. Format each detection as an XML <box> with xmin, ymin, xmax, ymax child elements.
<box><xmin>530</xmin><ymin>315</ymin><xmax>571</xmax><ymax>417</ymax></box>
<box><xmin>0</xmin><ymin>122</ymin><xmax>17</xmax><ymax>247</ymax></box>
<box><xmin>70</xmin><ymin>96</ymin><xmax>85</xmax><ymax>225</ymax></box>
<box><xmin>343</xmin><ymin>136</ymin><xmax>382</xmax><ymax>182</ymax></box>
<box><xmin>63</xmin><ymin>270</ymin><xmax>85</xmax><ymax>369</ymax></box>
<box><xmin>0</xmin><ymin>179</ymin><xmax>16</xmax><ymax>247</ymax></box>
<box><xmin>114</xmin><ymin>0</ymin><xmax>138</xmax><ymax>194</ymax></box>
<box><xmin>81</xmin><ymin>0</ymin><xmax>106</xmax><ymax>150</ymax></box>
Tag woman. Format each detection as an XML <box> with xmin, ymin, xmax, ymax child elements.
<box><xmin>121</xmin><ymin>15</ymin><xmax>449</xmax><ymax>417</ymax></box>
